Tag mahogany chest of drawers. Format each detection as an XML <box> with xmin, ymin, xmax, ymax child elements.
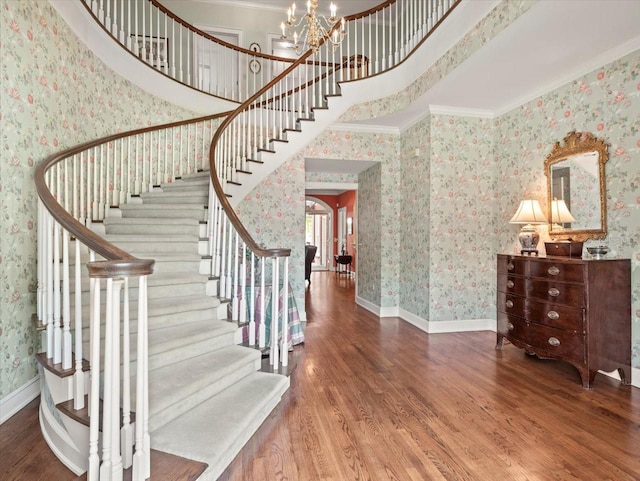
<box><xmin>496</xmin><ymin>254</ymin><xmax>631</xmax><ymax>388</ymax></box>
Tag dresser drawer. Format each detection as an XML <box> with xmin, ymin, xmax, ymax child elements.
<box><xmin>529</xmin><ymin>260</ymin><xmax>585</xmax><ymax>283</ymax></box>
<box><xmin>527</xmin><ymin>280</ymin><xmax>585</xmax><ymax>307</ymax></box>
<box><xmin>497</xmin><ymin>274</ymin><xmax>526</xmax><ymax>296</ymax></box>
<box><xmin>497</xmin><ymin>256</ymin><xmax>526</xmax><ymax>276</ymax></box>
<box><xmin>497</xmin><ymin>312</ymin><xmax>527</xmax><ymax>344</ymax></box>
<box><xmin>526</xmin><ymin>323</ymin><xmax>585</xmax><ymax>362</ymax></box>
<box><xmin>526</xmin><ymin>298</ymin><xmax>584</xmax><ymax>332</ymax></box>
<box><xmin>497</xmin><ymin>292</ymin><xmax>526</xmax><ymax>317</ymax></box>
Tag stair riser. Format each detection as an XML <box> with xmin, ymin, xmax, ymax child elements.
<box><xmin>120</xmin><ymin>209</ymin><xmax>206</xmax><ymax>220</ymax></box>
<box><xmin>70</xmin><ymin>282</ymin><xmax>207</xmax><ymax>304</ymax></box>
<box><xmin>82</xmin><ymin>328</ymin><xmax>236</xmax><ymax>374</ymax></box>
<box><xmin>80</xmin><ymin>308</ymin><xmax>220</xmax><ymax>342</ymax></box>
<box><xmin>141</xmin><ymin>197</ymin><xmax>208</xmax><ymax>205</ymax></box>
<box><xmin>159</xmin><ymin>185</ymin><xmax>209</xmax><ymax>193</ymax></box>
<box><xmin>148</xmin><ymin>359</ymin><xmax>259</xmax><ymax>433</ymax></box>
<box><xmin>105</xmin><ymin>225</ymin><xmax>201</xmax><ymax>235</ymax></box>
<box><xmin>108</xmin><ymin>242</ymin><xmax>199</xmax><ymax>254</ymax></box>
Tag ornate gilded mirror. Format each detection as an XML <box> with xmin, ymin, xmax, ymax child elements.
<box><xmin>544</xmin><ymin>131</ymin><xmax>609</xmax><ymax>241</ymax></box>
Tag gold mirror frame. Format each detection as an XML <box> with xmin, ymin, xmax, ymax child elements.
<box><xmin>544</xmin><ymin>131</ymin><xmax>609</xmax><ymax>242</ymax></box>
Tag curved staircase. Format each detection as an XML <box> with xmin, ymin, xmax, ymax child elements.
<box><xmin>35</xmin><ymin>1</ymin><xmax>462</xmax><ymax>479</ymax></box>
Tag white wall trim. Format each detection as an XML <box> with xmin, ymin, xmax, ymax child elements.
<box><xmin>0</xmin><ymin>376</ymin><xmax>40</xmax><ymax>424</ymax></box>
<box><xmin>427</xmin><ymin>104</ymin><xmax>495</xmax><ymax>119</ymax></box>
<box><xmin>305</xmin><ymin>182</ymin><xmax>359</xmax><ymax>191</ymax></box>
<box><xmin>399</xmin><ymin>308</ymin><xmax>496</xmax><ymax>333</ymax></box>
<box><xmin>355</xmin><ymin>296</ymin><xmax>381</xmax><ymax>316</ymax></box>
<box><xmin>633</xmin><ymin>368</ymin><xmax>640</xmax><ymax>389</ymax></box>
<box><xmin>330</xmin><ymin>123</ymin><xmax>401</xmax><ymax>135</ymax></box>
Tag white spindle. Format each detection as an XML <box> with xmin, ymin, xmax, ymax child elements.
<box><xmin>240</xmin><ymin>243</ymin><xmax>247</xmax><ymax>325</ymax></box>
<box><xmin>282</xmin><ymin>257</ymin><xmax>289</xmax><ymax>367</ymax></box>
<box><xmin>133</xmin><ymin>275</ymin><xmax>150</xmax><ymax>481</ymax></box>
<box><xmin>87</xmin><ymin>275</ymin><xmax>100</xmax><ymax>481</ymax></box>
<box><xmin>249</xmin><ymin>251</ymin><xmax>256</xmax><ymax>345</ymax></box>
<box><xmin>62</xmin><ymin>230</ymin><xmax>72</xmax><ymax>370</ymax></box>
<box><xmin>73</xmin><ymin>239</ymin><xmax>84</xmax><ymax>410</ymax></box>
<box><xmin>270</xmin><ymin>258</ymin><xmax>280</xmax><ymax>367</ymax></box>
<box><xmin>259</xmin><ymin>256</ymin><xmax>266</xmax><ymax>348</ymax></box>
<box><xmin>121</xmin><ymin>277</ymin><xmax>133</xmax><ymax>469</ymax></box>
<box><xmin>100</xmin><ymin>278</ymin><xmax>115</xmax><ymax>479</ymax></box>
<box><xmin>53</xmin><ymin>220</ymin><xmax>62</xmax><ymax>365</ymax></box>
<box><xmin>232</xmin><ymin>233</ymin><xmax>240</xmax><ymax>320</ymax></box>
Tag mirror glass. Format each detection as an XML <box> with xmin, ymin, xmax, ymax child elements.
<box><xmin>544</xmin><ymin>131</ymin><xmax>608</xmax><ymax>241</ymax></box>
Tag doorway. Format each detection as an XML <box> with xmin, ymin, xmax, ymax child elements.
<box><xmin>305</xmin><ymin>198</ymin><xmax>332</xmax><ymax>271</ymax></box>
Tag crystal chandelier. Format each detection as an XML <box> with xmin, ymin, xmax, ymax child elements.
<box><xmin>280</xmin><ymin>1</ymin><xmax>346</xmax><ymax>55</ymax></box>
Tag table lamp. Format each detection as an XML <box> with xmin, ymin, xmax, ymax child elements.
<box><xmin>510</xmin><ymin>199</ymin><xmax>546</xmax><ymax>255</ymax></box>
<box><xmin>550</xmin><ymin>198</ymin><xmax>576</xmax><ymax>231</ymax></box>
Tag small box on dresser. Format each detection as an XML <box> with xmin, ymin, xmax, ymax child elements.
<box><xmin>496</xmin><ymin>254</ymin><xmax>631</xmax><ymax>389</ymax></box>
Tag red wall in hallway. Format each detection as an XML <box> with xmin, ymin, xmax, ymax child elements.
<box><xmin>307</xmin><ymin>192</ymin><xmax>357</xmax><ymax>272</ymax></box>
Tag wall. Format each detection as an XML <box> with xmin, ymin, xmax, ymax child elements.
<box><xmin>0</xmin><ymin>0</ymin><xmax>197</xmax><ymax>400</ymax></box>
<box><xmin>494</xmin><ymin>49</ymin><xmax>640</xmax><ymax>370</ymax></box>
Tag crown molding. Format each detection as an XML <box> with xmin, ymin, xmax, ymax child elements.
<box><xmin>187</xmin><ymin>0</ymin><xmax>284</xmax><ymax>13</ymax></box>
<box><xmin>329</xmin><ymin>123</ymin><xmax>400</xmax><ymax>135</ymax></box>
<box><xmin>427</xmin><ymin>104</ymin><xmax>495</xmax><ymax>119</ymax></box>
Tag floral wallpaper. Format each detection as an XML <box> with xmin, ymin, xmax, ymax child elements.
<box><xmin>495</xmin><ymin>50</ymin><xmax>640</xmax><ymax>369</ymax></box>
<box><xmin>339</xmin><ymin>0</ymin><xmax>536</xmax><ymax>123</ymax></box>
<box><xmin>399</xmin><ymin>117</ymin><xmax>431</xmax><ymax>316</ymax></box>
<box><xmin>0</xmin><ymin>0</ymin><xmax>196</xmax><ymax>400</ymax></box>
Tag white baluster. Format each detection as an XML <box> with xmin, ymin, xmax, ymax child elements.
<box><xmin>258</xmin><ymin>256</ymin><xmax>266</xmax><ymax>348</ymax></box>
<box><xmin>62</xmin><ymin>230</ymin><xmax>72</xmax><ymax>370</ymax></box>
<box><xmin>53</xmin><ymin>220</ymin><xmax>62</xmax><ymax>365</ymax></box>
<box><xmin>121</xmin><ymin>278</ymin><xmax>133</xmax><ymax>469</ymax></box>
<box><xmin>133</xmin><ymin>276</ymin><xmax>150</xmax><ymax>481</ymax></box>
<box><xmin>249</xmin><ymin>251</ymin><xmax>256</xmax><ymax>345</ymax></box>
<box><xmin>73</xmin><ymin>239</ymin><xmax>84</xmax><ymax>410</ymax></box>
<box><xmin>282</xmin><ymin>257</ymin><xmax>289</xmax><ymax>368</ymax></box>
<box><xmin>100</xmin><ymin>278</ymin><xmax>115</xmax><ymax>480</ymax></box>
<box><xmin>240</xmin><ymin>242</ymin><xmax>247</xmax><ymax>325</ymax></box>
<box><xmin>87</xmin><ymin>275</ymin><xmax>100</xmax><ymax>481</ymax></box>
<box><xmin>232</xmin><ymin>233</ymin><xmax>239</xmax><ymax>321</ymax></box>
<box><xmin>270</xmin><ymin>257</ymin><xmax>280</xmax><ymax>367</ymax></box>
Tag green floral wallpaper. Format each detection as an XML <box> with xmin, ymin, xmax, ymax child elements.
<box><xmin>0</xmin><ymin>0</ymin><xmax>196</xmax><ymax>399</ymax></box>
<box><xmin>495</xmin><ymin>50</ymin><xmax>640</xmax><ymax>369</ymax></box>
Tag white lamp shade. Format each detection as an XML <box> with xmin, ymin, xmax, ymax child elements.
<box><xmin>509</xmin><ymin>199</ymin><xmax>546</xmax><ymax>225</ymax></box>
<box><xmin>550</xmin><ymin>199</ymin><xmax>576</xmax><ymax>223</ymax></box>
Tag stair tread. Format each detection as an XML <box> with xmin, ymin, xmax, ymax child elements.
<box><xmin>151</xmin><ymin>372</ymin><xmax>289</xmax><ymax>470</ymax></box>
<box><xmin>141</xmin><ymin>191</ymin><xmax>208</xmax><ymax>198</ymax></box>
<box><xmin>147</xmin><ymin>345</ymin><xmax>261</xmax><ymax>416</ymax></box>
<box><xmin>120</xmin><ymin>203</ymin><xmax>205</xmax><ymax>210</ymax></box>
<box><xmin>104</xmin><ymin>234</ymin><xmax>199</xmax><ymax>242</ymax></box>
<box><xmin>104</xmin><ymin>217</ymin><xmax>201</xmax><ymax>225</ymax></box>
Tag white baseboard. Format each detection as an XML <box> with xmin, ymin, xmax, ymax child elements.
<box><xmin>632</xmin><ymin>367</ymin><xmax>640</xmax><ymax>389</ymax></box>
<box><xmin>355</xmin><ymin>296</ymin><xmax>399</xmax><ymax>317</ymax></box>
<box><xmin>0</xmin><ymin>376</ymin><xmax>40</xmax><ymax>424</ymax></box>
<box><xmin>399</xmin><ymin>308</ymin><xmax>496</xmax><ymax>333</ymax></box>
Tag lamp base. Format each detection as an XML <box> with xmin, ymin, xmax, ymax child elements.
<box><xmin>518</xmin><ymin>224</ymin><xmax>540</xmax><ymax>256</ymax></box>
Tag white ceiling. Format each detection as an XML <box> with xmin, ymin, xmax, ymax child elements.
<box><xmin>351</xmin><ymin>0</ymin><xmax>640</xmax><ymax>128</ymax></box>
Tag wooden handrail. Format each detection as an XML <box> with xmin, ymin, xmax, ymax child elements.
<box><xmin>34</xmin><ymin>111</ymin><xmax>229</xmax><ymax>278</ymax></box>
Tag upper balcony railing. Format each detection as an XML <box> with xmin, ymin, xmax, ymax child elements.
<box><xmin>82</xmin><ymin>0</ymin><xmax>457</xmax><ymax>105</ymax></box>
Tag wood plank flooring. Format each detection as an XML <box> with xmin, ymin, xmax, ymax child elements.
<box><xmin>219</xmin><ymin>271</ymin><xmax>640</xmax><ymax>481</ymax></box>
<box><xmin>2</xmin><ymin>271</ymin><xmax>639</xmax><ymax>480</ymax></box>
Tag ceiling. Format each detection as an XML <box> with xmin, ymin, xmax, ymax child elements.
<box><xmin>207</xmin><ymin>1</ymin><xmax>640</xmax><ymax>193</ymax></box>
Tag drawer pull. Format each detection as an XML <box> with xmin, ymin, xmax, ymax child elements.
<box><xmin>507</xmin><ymin>322</ymin><xmax>514</xmax><ymax>331</ymax></box>
<box><xmin>507</xmin><ymin>262</ymin><xmax>515</xmax><ymax>271</ymax></box>
<box><xmin>505</xmin><ymin>300</ymin><xmax>514</xmax><ymax>308</ymax></box>
<box><xmin>547</xmin><ymin>310</ymin><xmax>560</xmax><ymax>320</ymax></box>
<box><xmin>506</xmin><ymin>280</ymin><xmax>515</xmax><ymax>288</ymax></box>
<box><xmin>548</xmin><ymin>287</ymin><xmax>560</xmax><ymax>297</ymax></box>
<box><xmin>548</xmin><ymin>266</ymin><xmax>560</xmax><ymax>276</ymax></box>
<box><xmin>548</xmin><ymin>337</ymin><xmax>561</xmax><ymax>347</ymax></box>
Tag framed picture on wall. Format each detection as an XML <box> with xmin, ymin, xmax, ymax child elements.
<box><xmin>132</xmin><ymin>35</ymin><xmax>169</xmax><ymax>68</ymax></box>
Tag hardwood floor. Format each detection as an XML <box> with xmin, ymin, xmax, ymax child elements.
<box><xmin>219</xmin><ymin>271</ymin><xmax>640</xmax><ymax>481</ymax></box>
<box><xmin>2</xmin><ymin>271</ymin><xmax>639</xmax><ymax>480</ymax></box>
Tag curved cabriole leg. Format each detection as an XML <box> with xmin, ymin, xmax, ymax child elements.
<box><xmin>579</xmin><ymin>369</ymin><xmax>597</xmax><ymax>390</ymax></box>
<box><xmin>495</xmin><ymin>334</ymin><xmax>505</xmax><ymax>350</ymax></box>
<box><xmin>618</xmin><ymin>367</ymin><xmax>631</xmax><ymax>385</ymax></box>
